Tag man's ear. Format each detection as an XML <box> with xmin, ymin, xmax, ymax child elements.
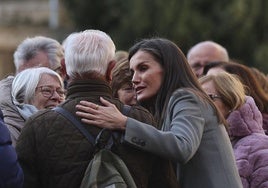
<box><xmin>106</xmin><ymin>60</ymin><xmax>116</xmax><ymax>82</ymax></box>
<box><xmin>60</xmin><ymin>58</ymin><xmax>67</xmax><ymax>79</ymax></box>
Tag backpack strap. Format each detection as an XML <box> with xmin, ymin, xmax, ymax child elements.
<box><xmin>53</xmin><ymin>106</ymin><xmax>95</xmax><ymax>145</ymax></box>
<box><xmin>52</xmin><ymin>104</ymin><xmax>131</xmax><ymax>147</ymax></box>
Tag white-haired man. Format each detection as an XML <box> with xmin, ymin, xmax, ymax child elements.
<box><xmin>16</xmin><ymin>30</ymin><xmax>178</xmax><ymax>188</ymax></box>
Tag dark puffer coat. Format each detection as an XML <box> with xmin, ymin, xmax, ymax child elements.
<box><xmin>16</xmin><ymin>79</ymin><xmax>178</xmax><ymax>188</ymax></box>
<box><xmin>0</xmin><ymin>110</ymin><xmax>24</xmax><ymax>188</ymax></box>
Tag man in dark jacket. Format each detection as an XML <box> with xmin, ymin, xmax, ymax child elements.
<box><xmin>16</xmin><ymin>30</ymin><xmax>178</xmax><ymax>188</ymax></box>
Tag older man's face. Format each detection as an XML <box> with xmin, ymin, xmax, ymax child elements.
<box><xmin>187</xmin><ymin>44</ymin><xmax>227</xmax><ymax>78</ymax></box>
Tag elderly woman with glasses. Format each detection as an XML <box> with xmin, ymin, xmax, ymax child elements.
<box><xmin>7</xmin><ymin>67</ymin><xmax>65</xmax><ymax>146</ymax></box>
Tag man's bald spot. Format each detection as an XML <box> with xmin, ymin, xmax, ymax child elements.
<box><xmin>187</xmin><ymin>41</ymin><xmax>229</xmax><ymax>61</ymax></box>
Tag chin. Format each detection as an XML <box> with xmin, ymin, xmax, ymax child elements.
<box><xmin>137</xmin><ymin>96</ymin><xmax>144</xmax><ymax>102</ymax></box>
<box><xmin>137</xmin><ymin>92</ymin><xmax>158</xmax><ymax>104</ymax></box>
<box><xmin>137</xmin><ymin>95</ymin><xmax>149</xmax><ymax>103</ymax></box>
<box><xmin>129</xmin><ymin>101</ymin><xmax>137</xmax><ymax>105</ymax></box>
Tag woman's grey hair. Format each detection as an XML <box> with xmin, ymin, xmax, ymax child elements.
<box><xmin>13</xmin><ymin>36</ymin><xmax>64</xmax><ymax>72</ymax></box>
<box><xmin>12</xmin><ymin>67</ymin><xmax>64</xmax><ymax>105</ymax></box>
<box><xmin>63</xmin><ymin>30</ymin><xmax>116</xmax><ymax>79</ymax></box>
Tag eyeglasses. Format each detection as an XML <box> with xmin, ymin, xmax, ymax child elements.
<box><xmin>36</xmin><ymin>86</ymin><xmax>66</xmax><ymax>99</ymax></box>
<box><xmin>208</xmin><ymin>94</ymin><xmax>222</xmax><ymax>101</ymax></box>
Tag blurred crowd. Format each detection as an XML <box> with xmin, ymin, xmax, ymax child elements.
<box><xmin>1</xmin><ymin>30</ymin><xmax>268</xmax><ymax>188</ymax></box>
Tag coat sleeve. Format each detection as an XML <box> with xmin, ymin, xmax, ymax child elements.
<box><xmin>15</xmin><ymin>117</ymin><xmax>39</xmax><ymax>188</ymax></box>
<box><xmin>0</xmin><ymin>111</ymin><xmax>24</xmax><ymax>188</ymax></box>
<box><xmin>124</xmin><ymin>89</ymin><xmax>205</xmax><ymax>163</ymax></box>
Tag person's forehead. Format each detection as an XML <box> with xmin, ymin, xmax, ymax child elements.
<box><xmin>189</xmin><ymin>49</ymin><xmax>222</xmax><ymax>65</ymax></box>
<box><xmin>37</xmin><ymin>74</ymin><xmax>61</xmax><ymax>86</ymax></box>
<box><xmin>33</xmin><ymin>51</ymin><xmax>61</xmax><ymax>70</ymax></box>
<box><xmin>206</xmin><ymin>67</ymin><xmax>225</xmax><ymax>75</ymax></box>
<box><xmin>129</xmin><ymin>51</ymin><xmax>153</xmax><ymax>67</ymax></box>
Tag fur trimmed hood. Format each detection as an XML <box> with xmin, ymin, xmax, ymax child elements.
<box><xmin>227</xmin><ymin>96</ymin><xmax>265</xmax><ymax>137</ymax></box>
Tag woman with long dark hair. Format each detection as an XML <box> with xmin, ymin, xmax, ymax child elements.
<box><xmin>76</xmin><ymin>38</ymin><xmax>242</xmax><ymax>188</ymax></box>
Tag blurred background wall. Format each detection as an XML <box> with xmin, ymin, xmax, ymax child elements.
<box><xmin>1</xmin><ymin>0</ymin><xmax>268</xmax><ymax>79</ymax></box>
<box><xmin>0</xmin><ymin>0</ymin><xmax>72</xmax><ymax>79</ymax></box>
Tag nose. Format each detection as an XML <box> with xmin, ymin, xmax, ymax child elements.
<box><xmin>50</xmin><ymin>91</ymin><xmax>64</xmax><ymax>102</ymax></box>
<box><xmin>132</xmin><ymin>72</ymin><xmax>139</xmax><ymax>85</ymax></box>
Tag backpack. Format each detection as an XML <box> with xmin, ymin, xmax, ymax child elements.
<box><xmin>53</xmin><ymin>105</ymin><xmax>137</xmax><ymax>188</ymax></box>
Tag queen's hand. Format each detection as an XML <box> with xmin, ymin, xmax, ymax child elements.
<box><xmin>76</xmin><ymin>97</ymin><xmax>127</xmax><ymax>130</ymax></box>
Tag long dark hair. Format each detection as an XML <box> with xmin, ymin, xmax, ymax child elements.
<box><xmin>129</xmin><ymin>38</ymin><xmax>224</xmax><ymax>127</ymax></box>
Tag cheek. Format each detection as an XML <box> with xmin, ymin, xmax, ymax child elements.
<box><xmin>117</xmin><ymin>92</ymin><xmax>125</xmax><ymax>101</ymax></box>
<box><xmin>117</xmin><ymin>89</ymin><xmax>126</xmax><ymax>101</ymax></box>
<box><xmin>31</xmin><ymin>94</ymin><xmax>48</xmax><ymax>110</ymax></box>
<box><xmin>118</xmin><ymin>90</ymin><xmax>133</xmax><ymax>100</ymax></box>
<box><xmin>119</xmin><ymin>90</ymin><xmax>136</xmax><ymax>104</ymax></box>
<box><xmin>152</xmin><ymin>76</ymin><xmax>163</xmax><ymax>93</ymax></box>
<box><xmin>213</xmin><ymin>101</ymin><xmax>221</xmax><ymax>111</ymax></box>
<box><xmin>147</xmin><ymin>82</ymin><xmax>161</xmax><ymax>96</ymax></box>
<box><xmin>147</xmin><ymin>72</ymin><xmax>163</xmax><ymax>90</ymax></box>
<box><xmin>119</xmin><ymin>95</ymin><xmax>130</xmax><ymax>104</ymax></box>
<box><xmin>214</xmin><ymin>101</ymin><xmax>229</xmax><ymax>117</ymax></box>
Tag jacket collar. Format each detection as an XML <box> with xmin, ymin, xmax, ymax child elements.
<box><xmin>227</xmin><ymin>96</ymin><xmax>264</xmax><ymax>137</ymax></box>
<box><xmin>66</xmin><ymin>79</ymin><xmax>112</xmax><ymax>99</ymax></box>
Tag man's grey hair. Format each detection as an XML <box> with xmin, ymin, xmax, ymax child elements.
<box><xmin>11</xmin><ymin>67</ymin><xmax>63</xmax><ymax>105</ymax></box>
<box><xmin>13</xmin><ymin>36</ymin><xmax>64</xmax><ymax>72</ymax></box>
<box><xmin>63</xmin><ymin>30</ymin><xmax>116</xmax><ymax>79</ymax></box>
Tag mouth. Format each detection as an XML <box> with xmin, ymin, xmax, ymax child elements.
<box><xmin>135</xmin><ymin>86</ymin><xmax>145</xmax><ymax>95</ymax></box>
